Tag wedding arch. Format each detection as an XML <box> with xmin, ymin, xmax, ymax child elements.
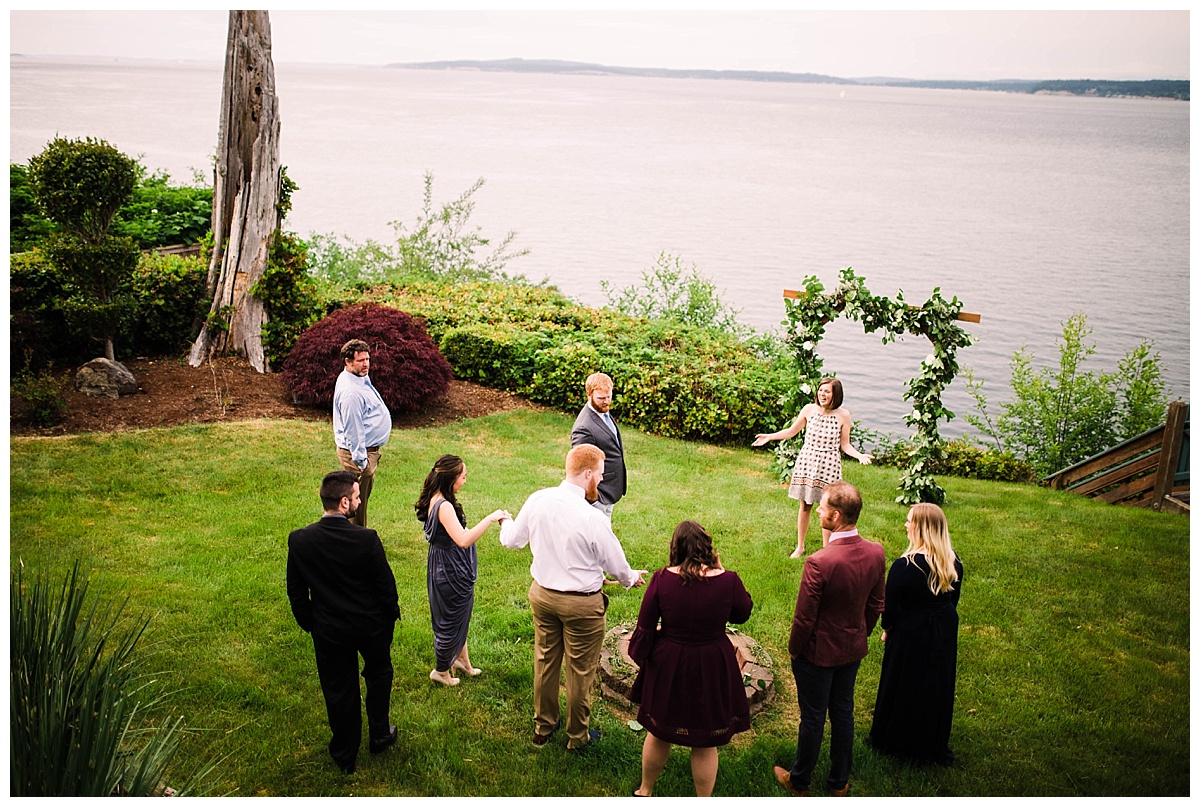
<box><xmin>780</xmin><ymin>268</ymin><xmax>979</xmax><ymax>505</ymax></box>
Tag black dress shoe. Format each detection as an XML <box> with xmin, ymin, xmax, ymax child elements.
<box><xmin>369</xmin><ymin>725</ymin><xmax>398</xmax><ymax>755</ymax></box>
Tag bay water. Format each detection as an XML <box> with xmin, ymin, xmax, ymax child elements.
<box><xmin>10</xmin><ymin>56</ymin><xmax>1190</xmax><ymax>440</ymax></box>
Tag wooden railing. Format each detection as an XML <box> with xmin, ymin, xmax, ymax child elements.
<box><xmin>1044</xmin><ymin>400</ymin><xmax>1189</xmax><ymax>514</ymax></box>
<box><xmin>149</xmin><ymin>243</ymin><xmax>203</xmax><ymax>258</ymax></box>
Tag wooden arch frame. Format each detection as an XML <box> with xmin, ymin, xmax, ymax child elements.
<box><xmin>780</xmin><ymin>268</ymin><xmax>979</xmax><ymax>505</ymax></box>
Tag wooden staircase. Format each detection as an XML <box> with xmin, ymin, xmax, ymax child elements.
<box><xmin>1043</xmin><ymin>400</ymin><xmax>1189</xmax><ymax>515</ymax></box>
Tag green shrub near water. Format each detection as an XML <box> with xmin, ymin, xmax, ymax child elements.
<box><xmin>965</xmin><ymin>312</ymin><xmax>1169</xmax><ymax>477</ymax></box>
<box><xmin>872</xmin><ymin>438</ymin><xmax>1037</xmax><ymax>484</ymax></box>
<box><xmin>252</xmin><ymin>231</ymin><xmax>332</xmax><ymax>370</ymax></box>
<box><xmin>365</xmin><ymin>280</ymin><xmax>793</xmax><ymax>444</ymax></box>
<box><xmin>437</xmin><ymin>323</ymin><xmax>550</xmax><ymax>390</ymax></box>
<box><xmin>126</xmin><ymin>252</ymin><xmax>208</xmax><ymax>356</ymax></box>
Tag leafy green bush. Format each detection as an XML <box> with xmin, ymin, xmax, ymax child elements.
<box><xmin>14</xmin><ymin>157</ymin><xmax>213</xmax><ymax>252</ymax></box>
<box><xmin>600</xmin><ymin>251</ymin><xmax>750</xmax><ymax>339</ymax></box>
<box><xmin>27</xmin><ymin>136</ymin><xmax>137</xmax><ymax>246</ymax></box>
<box><xmin>110</xmin><ymin>167</ymin><xmax>213</xmax><ymax>249</ymax></box>
<box><xmin>10</xmin><ymin>163</ymin><xmax>57</xmax><ymax>252</ymax></box>
<box><xmin>44</xmin><ymin>234</ymin><xmax>141</xmax><ymax>361</ymax></box>
<box><xmin>251</xmin><ymin>231</ymin><xmax>329</xmax><ymax>370</ymax></box>
<box><xmin>368</xmin><ymin>280</ymin><xmax>793</xmax><ymax>444</ymax></box>
<box><xmin>11</xmin><ymin>358</ymin><xmax>67</xmax><ymax>428</ymax></box>
<box><xmin>965</xmin><ymin>312</ymin><xmax>1169</xmax><ymax>477</ymax></box>
<box><xmin>124</xmin><ymin>252</ymin><xmax>208</xmax><ymax>355</ymax></box>
<box><xmin>871</xmin><ymin>438</ymin><xmax>1036</xmax><ymax>484</ymax></box>
<box><xmin>438</xmin><ymin>324</ymin><xmax>547</xmax><ymax>390</ymax></box>
<box><xmin>527</xmin><ymin>340</ymin><xmax>607</xmax><ymax>410</ymax></box>
<box><xmin>11</xmin><ymin>562</ymin><xmax>211</xmax><ymax>795</ymax></box>
<box><xmin>28</xmin><ymin>137</ymin><xmax>141</xmax><ymax>361</ymax></box>
<box><xmin>10</xmin><ymin>249</ymin><xmax>76</xmax><ymax>370</ymax></box>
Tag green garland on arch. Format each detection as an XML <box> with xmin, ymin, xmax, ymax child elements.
<box><xmin>780</xmin><ymin>267</ymin><xmax>977</xmax><ymax>505</ymax></box>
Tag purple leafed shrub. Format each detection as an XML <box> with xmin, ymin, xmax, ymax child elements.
<box><xmin>280</xmin><ymin>303</ymin><xmax>453</xmax><ymax>412</ymax></box>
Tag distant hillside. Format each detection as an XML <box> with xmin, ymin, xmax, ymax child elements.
<box><xmin>388</xmin><ymin>58</ymin><xmax>1188</xmax><ymax>101</ymax></box>
<box><xmin>389</xmin><ymin>58</ymin><xmax>854</xmax><ymax>86</ymax></box>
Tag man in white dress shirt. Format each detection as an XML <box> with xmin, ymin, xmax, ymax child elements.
<box><xmin>499</xmin><ymin>444</ymin><xmax>647</xmax><ymax>751</ymax></box>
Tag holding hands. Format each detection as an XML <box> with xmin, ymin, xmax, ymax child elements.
<box><xmin>489</xmin><ymin>509</ymin><xmax>513</xmax><ymax>525</ymax></box>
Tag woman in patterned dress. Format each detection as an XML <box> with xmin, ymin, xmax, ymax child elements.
<box><xmin>753</xmin><ymin>377</ymin><xmax>873</xmax><ymax>557</ymax></box>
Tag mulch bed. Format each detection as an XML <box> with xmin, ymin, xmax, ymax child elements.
<box><xmin>10</xmin><ymin>355</ymin><xmax>538</xmax><ymax>437</ymax></box>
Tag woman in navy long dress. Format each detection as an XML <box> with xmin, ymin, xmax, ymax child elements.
<box><xmin>866</xmin><ymin>502</ymin><xmax>963</xmax><ymax>766</ymax></box>
<box><xmin>414</xmin><ymin>454</ymin><xmax>510</xmax><ymax>687</ymax></box>
<box><xmin>630</xmin><ymin>521</ymin><xmax>753</xmax><ymax>797</ymax></box>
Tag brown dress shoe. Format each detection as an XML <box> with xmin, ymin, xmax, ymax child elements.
<box><xmin>829</xmin><ymin>782</ymin><xmax>849</xmax><ymax>797</ymax></box>
<box><xmin>773</xmin><ymin>765</ymin><xmax>810</xmax><ymax>797</ymax></box>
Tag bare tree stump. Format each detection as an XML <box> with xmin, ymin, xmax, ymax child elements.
<box><xmin>189</xmin><ymin>10</ymin><xmax>281</xmax><ymax>373</ymax></box>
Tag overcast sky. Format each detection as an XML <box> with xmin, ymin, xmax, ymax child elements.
<box><xmin>8</xmin><ymin>9</ymin><xmax>1190</xmax><ymax>81</ymax></box>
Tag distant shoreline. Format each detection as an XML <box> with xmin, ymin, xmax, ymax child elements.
<box><xmin>11</xmin><ymin>53</ymin><xmax>1187</xmax><ymax>101</ymax></box>
<box><xmin>387</xmin><ymin>58</ymin><xmax>1190</xmax><ymax>101</ymax></box>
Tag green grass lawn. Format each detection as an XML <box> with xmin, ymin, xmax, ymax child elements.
<box><xmin>9</xmin><ymin>410</ymin><xmax>1190</xmax><ymax>796</ymax></box>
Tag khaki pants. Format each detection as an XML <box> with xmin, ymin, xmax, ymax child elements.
<box><xmin>336</xmin><ymin>446</ymin><xmax>381</xmax><ymax>527</ymax></box>
<box><xmin>528</xmin><ymin>581</ymin><xmax>607</xmax><ymax>749</ymax></box>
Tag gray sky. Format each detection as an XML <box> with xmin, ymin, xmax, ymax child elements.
<box><xmin>8</xmin><ymin>9</ymin><xmax>1190</xmax><ymax>81</ymax></box>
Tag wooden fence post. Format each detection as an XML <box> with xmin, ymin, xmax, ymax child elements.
<box><xmin>1151</xmin><ymin>400</ymin><xmax>1188</xmax><ymax>511</ymax></box>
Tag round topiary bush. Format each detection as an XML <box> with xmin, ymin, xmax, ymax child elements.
<box><xmin>280</xmin><ymin>303</ymin><xmax>453</xmax><ymax>412</ymax></box>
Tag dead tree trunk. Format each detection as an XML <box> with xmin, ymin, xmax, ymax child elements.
<box><xmin>189</xmin><ymin>10</ymin><xmax>281</xmax><ymax>372</ymax></box>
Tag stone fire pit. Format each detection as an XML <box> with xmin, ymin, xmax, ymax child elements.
<box><xmin>599</xmin><ymin>622</ymin><xmax>776</xmax><ymax>716</ymax></box>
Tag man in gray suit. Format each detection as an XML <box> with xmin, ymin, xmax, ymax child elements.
<box><xmin>570</xmin><ymin>372</ymin><xmax>626</xmax><ymax>517</ymax></box>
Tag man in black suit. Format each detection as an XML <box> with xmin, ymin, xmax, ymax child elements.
<box><xmin>570</xmin><ymin>372</ymin><xmax>627</xmax><ymax>517</ymax></box>
<box><xmin>287</xmin><ymin>470</ymin><xmax>401</xmax><ymax>774</ymax></box>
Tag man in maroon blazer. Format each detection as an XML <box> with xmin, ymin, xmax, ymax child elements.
<box><xmin>774</xmin><ymin>481</ymin><xmax>886</xmax><ymax>797</ymax></box>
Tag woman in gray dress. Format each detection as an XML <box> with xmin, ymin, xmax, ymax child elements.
<box><xmin>414</xmin><ymin>454</ymin><xmax>510</xmax><ymax>686</ymax></box>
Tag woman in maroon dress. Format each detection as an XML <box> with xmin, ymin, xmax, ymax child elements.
<box><xmin>629</xmin><ymin>521</ymin><xmax>753</xmax><ymax>797</ymax></box>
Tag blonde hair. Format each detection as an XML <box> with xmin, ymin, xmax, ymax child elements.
<box><xmin>903</xmin><ymin>503</ymin><xmax>959</xmax><ymax>595</ymax></box>
<box><xmin>566</xmin><ymin>444</ymin><xmax>605</xmax><ymax>477</ymax></box>
<box><xmin>585</xmin><ymin>372</ymin><xmax>613</xmax><ymax>396</ymax></box>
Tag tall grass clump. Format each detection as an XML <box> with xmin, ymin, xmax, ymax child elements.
<box><xmin>10</xmin><ymin>561</ymin><xmax>211</xmax><ymax>796</ymax></box>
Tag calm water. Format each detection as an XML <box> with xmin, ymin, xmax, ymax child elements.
<box><xmin>10</xmin><ymin>56</ymin><xmax>1190</xmax><ymax>438</ymax></box>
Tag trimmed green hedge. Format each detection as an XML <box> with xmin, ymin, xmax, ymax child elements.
<box><xmin>10</xmin><ymin>248</ymin><xmax>208</xmax><ymax>368</ymax></box>
<box><xmin>127</xmin><ymin>252</ymin><xmax>207</xmax><ymax>356</ymax></box>
<box><xmin>362</xmin><ymin>280</ymin><xmax>793</xmax><ymax>444</ymax></box>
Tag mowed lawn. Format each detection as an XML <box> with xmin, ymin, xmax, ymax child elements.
<box><xmin>9</xmin><ymin>410</ymin><xmax>1190</xmax><ymax>796</ymax></box>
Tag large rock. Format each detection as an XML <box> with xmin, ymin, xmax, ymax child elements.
<box><xmin>75</xmin><ymin>358</ymin><xmax>139</xmax><ymax>399</ymax></box>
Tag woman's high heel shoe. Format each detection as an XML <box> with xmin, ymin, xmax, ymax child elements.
<box><xmin>429</xmin><ymin>669</ymin><xmax>460</xmax><ymax>686</ymax></box>
<box><xmin>451</xmin><ymin>663</ymin><xmax>482</xmax><ymax>677</ymax></box>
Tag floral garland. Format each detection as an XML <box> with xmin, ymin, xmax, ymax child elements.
<box><xmin>779</xmin><ymin>267</ymin><xmax>976</xmax><ymax>505</ymax></box>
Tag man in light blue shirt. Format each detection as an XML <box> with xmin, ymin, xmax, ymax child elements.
<box><xmin>333</xmin><ymin>339</ymin><xmax>392</xmax><ymax>527</ymax></box>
